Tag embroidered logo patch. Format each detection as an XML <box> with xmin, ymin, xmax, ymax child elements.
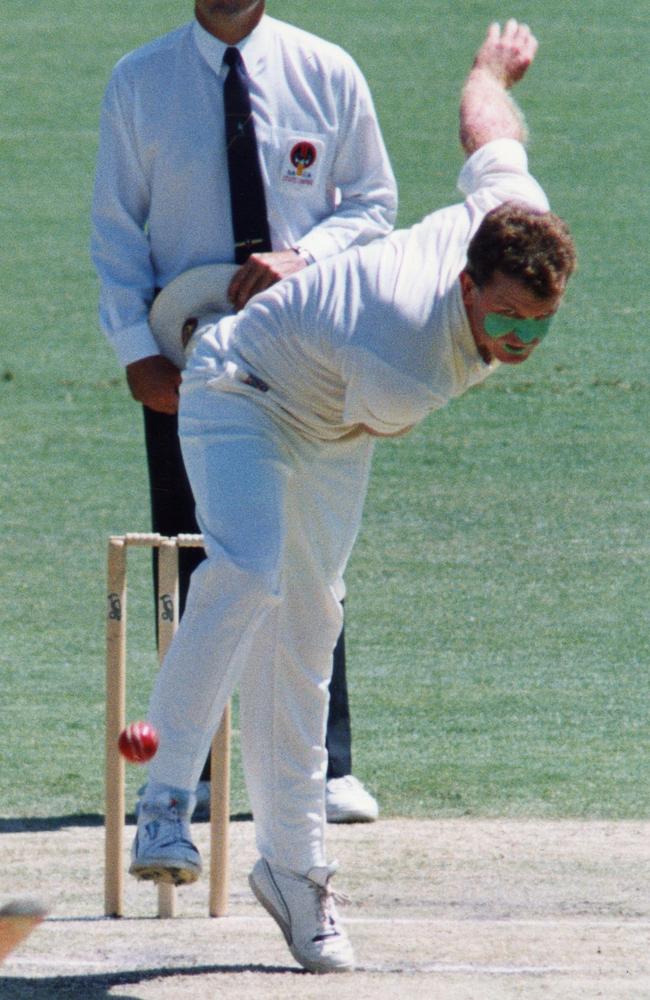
<box><xmin>282</xmin><ymin>138</ymin><xmax>322</xmax><ymax>188</ymax></box>
<box><xmin>291</xmin><ymin>141</ymin><xmax>317</xmax><ymax>176</ymax></box>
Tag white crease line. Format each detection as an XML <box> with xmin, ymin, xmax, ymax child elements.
<box><xmin>34</xmin><ymin>913</ymin><xmax>650</xmax><ymax>929</ymax></box>
<box><xmin>346</xmin><ymin>916</ymin><xmax>650</xmax><ymax>928</ymax></box>
<box><xmin>359</xmin><ymin>962</ymin><xmax>582</xmax><ymax>975</ymax></box>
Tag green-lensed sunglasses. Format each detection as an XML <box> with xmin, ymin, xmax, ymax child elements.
<box><xmin>483</xmin><ymin>312</ymin><xmax>554</xmax><ymax>344</ymax></box>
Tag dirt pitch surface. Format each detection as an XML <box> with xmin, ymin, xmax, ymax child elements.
<box><xmin>2</xmin><ymin>818</ymin><xmax>650</xmax><ymax>998</ymax></box>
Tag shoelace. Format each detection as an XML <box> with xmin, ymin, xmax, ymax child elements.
<box><xmin>141</xmin><ymin>807</ymin><xmax>196</xmax><ymax>853</ymax></box>
<box><xmin>312</xmin><ymin>878</ymin><xmax>351</xmax><ymax>940</ymax></box>
<box><xmin>141</xmin><ymin>800</ymin><xmax>192</xmax><ymax>841</ymax></box>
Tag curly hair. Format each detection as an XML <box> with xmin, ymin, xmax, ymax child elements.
<box><xmin>465</xmin><ymin>202</ymin><xmax>576</xmax><ymax>299</ymax></box>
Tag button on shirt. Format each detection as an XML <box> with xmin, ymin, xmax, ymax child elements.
<box><xmin>186</xmin><ymin>140</ymin><xmax>550</xmax><ymax>440</ymax></box>
<box><xmin>91</xmin><ymin>17</ymin><xmax>397</xmax><ymax>366</ymax></box>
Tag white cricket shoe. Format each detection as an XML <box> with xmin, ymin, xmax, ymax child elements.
<box><xmin>129</xmin><ymin>786</ymin><xmax>202</xmax><ymax>886</ymax></box>
<box><xmin>192</xmin><ymin>779</ymin><xmax>211</xmax><ymax>821</ymax></box>
<box><xmin>249</xmin><ymin>858</ymin><xmax>355</xmax><ymax>973</ymax></box>
<box><xmin>326</xmin><ymin>775</ymin><xmax>379</xmax><ymax>824</ymax></box>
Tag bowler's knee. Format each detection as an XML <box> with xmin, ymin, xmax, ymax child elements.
<box><xmin>189</xmin><ymin>546</ymin><xmax>283</xmax><ymax>610</ymax></box>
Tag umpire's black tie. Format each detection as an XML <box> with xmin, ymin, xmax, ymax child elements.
<box><xmin>223</xmin><ymin>46</ymin><xmax>272</xmax><ymax>265</ymax></box>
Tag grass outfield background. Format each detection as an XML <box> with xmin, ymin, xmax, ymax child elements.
<box><xmin>1</xmin><ymin>2</ymin><xmax>648</xmax><ymax>822</ymax></box>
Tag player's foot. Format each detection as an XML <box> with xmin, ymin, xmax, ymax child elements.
<box><xmin>129</xmin><ymin>785</ymin><xmax>202</xmax><ymax>886</ymax></box>
<box><xmin>326</xmin><ymin>775</ymin><xmax>379</xmax><ymax>823</ymax></box>
<box><xmin>192</xmin><ymin>779</ymin><xmax>211</xmax><ymax>821</ymax></box>
<box><xmin>249</xmin><ymin>858</ymin><xmax>355</xmax><ymax>973</ymax></box>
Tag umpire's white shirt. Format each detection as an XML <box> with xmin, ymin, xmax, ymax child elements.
<box><xmin>91</xmin><ymin>16</ymin><xmax>397</xmax><ymax>366</ymax></box>
<box><xmin>188</xmin><ymin>139</ymin><xmax>550</xmax><ymax>438</ymax></box>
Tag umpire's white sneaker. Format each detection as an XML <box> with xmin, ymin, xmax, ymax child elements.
<box><xmin>326</xmin><ymin>775</ymin><xmax>379</xmax><ymax>824</ymax></box>
<box><xmin>249</xmin><ymin>858</ymin><xmax>355</xmax><ymax>973</ymax></box>
<box><xmin>129</xmin><ymin>786</ymin><xmax>202</xmax><ymax>886</ymax></box>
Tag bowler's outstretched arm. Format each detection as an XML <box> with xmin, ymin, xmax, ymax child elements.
<box><xmin>460</xmin><ymin>19</ymin><xmax>538</xmax><ymax>155</ymax></box>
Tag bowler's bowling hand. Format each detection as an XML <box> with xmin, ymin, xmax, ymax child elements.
<box><xmin>473</xmin><ymin>19</ymin><xmax>538</xmax><ymax>88</ymax></box>
<box><xmin>126</xmin><ymin>355</ymin><xmax>181</xmax><ymax>415</ymax></box>
<box><xmin>228</xmin><ymin>250</ymin><xmax>308</xmax><ymax>311</ymax></box>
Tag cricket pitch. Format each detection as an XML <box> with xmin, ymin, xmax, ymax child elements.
<box><xmin>2</xmin><ymin>817</ymin><xmax>649</xmax><ymax>998</ymax></box>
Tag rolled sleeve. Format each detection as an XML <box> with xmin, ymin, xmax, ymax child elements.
<box><xmin>458</xmin><ymin>139</ymin><xmax>550</xmax><ymax>213</ymax></box>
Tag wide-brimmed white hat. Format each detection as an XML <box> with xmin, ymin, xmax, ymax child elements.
<box><xmin>149</xmin><ymin>263</ymin><xmax>239</xmax><ymax>369</ymax></box>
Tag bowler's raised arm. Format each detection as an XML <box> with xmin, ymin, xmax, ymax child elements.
<box><xmin>460</xmin><ymin>19</ymin><xmax>538</xmax><ymax>156</ymax></box>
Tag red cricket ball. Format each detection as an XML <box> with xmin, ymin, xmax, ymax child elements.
<box><xmin>118</xmin><ymin>721</ymin><xmax>160</xmax><ymax>764</ymax></box>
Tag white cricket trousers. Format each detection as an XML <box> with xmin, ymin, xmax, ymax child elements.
<box><xmin>147</xmin><ymin>378</ymin><xmax>373</xmax><ymax>873</ymax></box>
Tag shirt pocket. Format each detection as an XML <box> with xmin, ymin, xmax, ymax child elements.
<box><xmin>257</xmin><ymin>125</ymin><xmax>334</xmax><ymax>199</ymax></box>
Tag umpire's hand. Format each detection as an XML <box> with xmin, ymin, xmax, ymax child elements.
<box><xmin>126</xmin><ymin>355</ymin><xmax>181</xmax><ymax>415</ymax></box>
<box><xmin>227</xmin><ymin>249</ymin><xmax>308</xmax><ymax>311</ymax></box>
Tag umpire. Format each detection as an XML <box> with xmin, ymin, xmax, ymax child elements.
<box><xmin>91</xmin><ymin>0</ymin><xmax>397</xmax><ymax>822</ymax></box>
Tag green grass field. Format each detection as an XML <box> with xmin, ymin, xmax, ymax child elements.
<box><xmin>1</xmin><ymin>1</ymin><xmax>648</xmax><ymax>823</ymax></box>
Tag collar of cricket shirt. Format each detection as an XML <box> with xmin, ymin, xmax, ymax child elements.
<box><xmin>192</xmin><ymin>15</ymin><xmax>271</xmax><ymax>79</ymax></box>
